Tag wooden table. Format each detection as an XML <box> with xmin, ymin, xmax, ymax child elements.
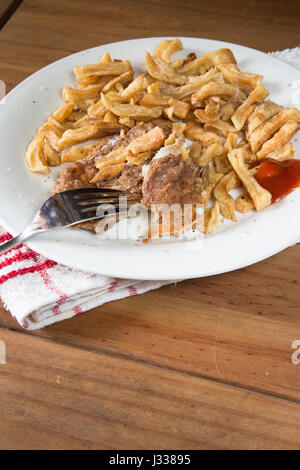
<box><xmin>0</xmin><ymin>0</ymin><xmax>300</xmax><ymax>450</ymax></box>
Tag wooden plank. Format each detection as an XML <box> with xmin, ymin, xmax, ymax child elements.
<box><xmin>1</xmin><ymin>244</ymin><xmax>300</xmax><ymax>403</ymax></box>
<box><xmin>1</xmin><ymin>328</ymin><xmax>300</xmax><ymax>450</ymax></box>
<box><xmin>0</xmin><ymin>0</ymin><xmax>293</xmax><ymax>92</ymax></box>
<box><xmin>0</xmin><ymin>1</ymin><xmax>23</xmax><ymax>30</ymax></box>
<box><xmin>1</xmin><ymin>0</ymin><xmax>300</xmax><ymax>57</ymax></box>
<box><xmin>0</xmin><ymin>37</ymin><xmax>72</xmax><ymax>92</ymax></box>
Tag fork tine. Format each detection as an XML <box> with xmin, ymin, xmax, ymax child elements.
<box><xmin>70</xmin><ymin>188</ymin><xmax>126</xmax><ymax>199</ymax></box>
<box><xmin>79</xmin><ymin>206</ymin><xmax>129</xmax><ymax>218</ymax></box>
<box><xmin>79</xmin><ymin>201</ymin><xmax>134</xmax><ymax>214</ymax></box>
<box><xmin>76</xmin><ymin>196</ymin><xmax>124</xmax><ymax>206</ymax></box>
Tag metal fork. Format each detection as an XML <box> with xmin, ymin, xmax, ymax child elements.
<box><xmin>0</xmin><ymin>188</ymin><xmax>132</xmax><ymax>254</ymax></box>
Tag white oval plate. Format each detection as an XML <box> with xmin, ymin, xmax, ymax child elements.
<box><xmin>0</xmin><ymin>37</ymin><xmax>299</xmax><ymax>280</ymax></box>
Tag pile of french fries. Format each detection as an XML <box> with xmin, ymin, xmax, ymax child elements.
<box><xmin>25</xmin><ymin>39</ymin><xmax>300</xmax><ymax>234</ymax></box>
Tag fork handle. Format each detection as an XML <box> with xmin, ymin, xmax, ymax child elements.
<box><xmin>0</xmin><ymin>224</ymin><xmax>44</xmax><ymax>255</ymax></box>
<box><xmin>0</xmin><ymin>233</ymin><xmax>31</xmax><ymax>255</ymax></box>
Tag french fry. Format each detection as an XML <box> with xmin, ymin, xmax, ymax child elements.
<box><xmin>147</xmin><ymin>81</ymin><xmax>161</xmax><ymax>95</ymax></box>
<box><xmin>153</xmin><ymin>38</ymin><xmax>183</xmax><ymax>62</ymax></box>
<box><xmin>177</xmin><ymin>48</ymin><xmax>236</xmax><ymax>75</ymax></box>
<box><xmin>199</xmin><ymin>185</ymin><xmax>213</xmax><ymax>205</ymax></box>
<box><xmin>209</xmin><ymin>165</ymin><xmax>223</xmax><ymax>185</ymax></box>
<box><xmin>103</xmin><ymin>110</ymin><xmax>119</xmax><ymax>123</ymax></box>
<box><xmin>38</xmin><ymin>118</ymin><xmax>63</xmax><ymax>149</ymax></box>
<box><xmin>214</xmin><ymin>170</ymin><xmax>240</xmax><ymax>221</ymax></box>
<box><xmin>77</xmin><ymin>75</ymin><xmax>114</xmax><ymax>89</ymax></box>
<box><xmin>204</xmin><ymin>202</ymin><xmax>220</xmax><ymax>234</ymax></box>
<box><xmin>121</xmin><ymin>74</ymin><xmax>149</xmax><ymax>99</ymax></box>
<box><xmin>194</xmin><ymin>99</ymin><xmax>221</xmax><ymax>123</ymax></box>
<box><xmin>67</xmin><ymin>110</ymin><xmax>85</xmax><ymax>122</ymax></box>
<box><xmin>145</xmin><ymin>52</ymin><xmax>187</xmax><ymax>85</ymax></box>
<box><xmin>185</xmin><ymin>121</ymin><xmax>222</xmax><ymax>145</ymax></box>
<box><xmin>205</xmin><ymin>100</ymin><xmax>221</xmax><ymax>118</ymax></box>
<box><xmin>171</xmin><ymin>53</ymin><xmax>197</xmax><ymax>69</ymax></box>
<box><xmin>200</xmin><ymin>166</ymin><xmax>223</xmax><ymax>206</ymax></box>
<box><xmin>74</xmin><ymin>60</ymin><xmax>132</xmax><ymax>81</ymax></box>
<box><xmin>204</xmin><ymin>120</ymin><xmax>238</xmax><ymax>137</ymax></box>
<box><xmin>163</xmin><ymin>106</ymin><xmax>176</xmax><ymax>121</ymax></box>
<box><xmin>87</xmin><ymin>100</ymin><xmax>106</xmax><ymax>119</ymax></box>
<box><xmin>191</xmin><ymin>82</ymin><xmax>245</xmax><ymax>104</ymax></box>
<box><xmin>62</xmin><ymin>121</ymin><xmax>76</xmax><ymax>130</ymax></box>
<box><xmin>94</xmin><ymin>126</ymin><xmax>167</xmax><ymax>172</ymax></box>
<box><xmin>127</xmin><ymin>150</ymin><xmax>152</xmax><ymax>165</ymax></box>
<box><xmin>171</xmin><ymin>70</ymin><xmax>222</xmax><ymax>100</ymax></box>
<box><xmin>217</xmin><ymin>63</ymin><xmax>263</xmax><ymax>92</ymax></box>
<box><xmin>213</xmin><ymin>153</ymin><xmax>232</xmax><ymax>174</ymax></box>
<box><xmin>94</xmin><ymin>147</ymin><xmax>128</xmax><ymax>173</ymax></box>
<box><xmin>25</xmin><ymin>136</ymin><xmax>49</xmax><ymax>174</ymax></box>
<box><xmin>194</xmin><ymin>107</ymin><xmax>219</xmax><ymax>124</ymax></box>
<box><xmin>58</xmin><ymin>121</ymin><xmax>124</xmax><ymax>151</ymax></box>
<box><xmin>140</xmin><ymin>93</ymin><xmax>170</xmax><ymax>107</ymax></box>
<box><xmin>231</xmin><ymin>83</ymin><xmax>269</xmax><ymax>130</ymax></box>
<box><xmin>99</xmin><ymin>51</ymin><xmax>112</xmax><ymax>64</ymax></box>
<box><xmin>130</xmin><ymin>91</ymin><xmax>147</xmax><ymax>104</ymax></box>
<box><xmin>101</xmin><ymin>70</ymin><xmax>134</xmax><ymax>93</ymax></box>
<box><xmin>47</xmin><ymin>116</ymin><xmax>66</xmax><ymax>134</ymax></box>
<box><xmin>115</xmin><ymin>83</ymin><xmax>124</xmax><ymax>93</ymax></box>
<box><xmin>224</xmin><ymin>132</ymin><xmax>239</xmax><ymax>153</ymax></box>
<box><xmin>248</xmin><ymin>108</ymin><xmax>300</xmax><ymax>153</ymax></box>
<box><xmin>220</xmin><ymin>102</ymin><xmax>236</xmax><ymax>121</ymax></box>
<box><xmin>156</xmin><ymin>134</ymin><xmax>187</xmax><ymax>157</ymax></box>
<box><xmin>91</xmin><ymin>163</ymin><xmax>126</xmax><ymax>183</ymax></box>
<box><xmin>168</xmin><ymin>98</ymin><xmax>190</xmax><ymax>119</ymax></box>
<box><xmin>52</xmin><ymin>103</ymin><xmax>75</xmax><ymax>123</ymax></box>
<box><xmin>75</xmin><ymin>54</ymin><xmax>113</xmax><ymax>87</ymax></box>
<box><xmin>197</xmin><ymin>142</ymin><xmax>224</xmax><ymax>166</ymax></box>
<box><xmin>257</xmin><ymin>120</ymin><xmax>300</xmax><ymax>158</ymax></box>
<box><xmin>235</xmin><ymin>192</ymin><xmax>254</xmax><ymax>213</ymax></box>
<box><xmin>82</xmin><ymin>76</ymin><xmax>113</xmax><ymax>89</ymax></box>
<box><xmin>101</xmin><ymin>92</ymin><xmax>163</xmax><ymax>120</ymax></box>
<box><xmin>246</xmin><ymin>101</ymin><xmax>283</xmax><ymax>138</ymax></box>
<box><xmin>119</xmin><ymin>117</ymin><xmax>135</xmax><ymax>128</ymax></box>
<box><xmin>75</xmin><ymin>99</ymin><xmax>97</xmax><ymax>112</ymax></box>
<box><xmin>189</xmin><ymin>141</ymin><xmax>203</xmax><ymax>163</ymax></box>
<box><xmin>155</xmin><ymin>81</ymin><xmax>178</xmax><ymax>95</ymax></box>
<box><xmin>265</xmin><ymin>142</ymin><xmax>294</xmax><ymax>161</ymax></box>
<box><xmin>164</xmin><ymin>123</ymin><xmax>186</xmax><ymax>145</ymax></box>
<box><xmin>72</xmin><ymin>115</ymin><xmax>90</xmax><ymax>128</ymax></box>
<box><xmin>43</xmin><ymin>138</ymin><xmax>61</xmax><ymax>166</ymax></box>
<box><xmin>127</xmin><ymin>126</ymin><xmax>167</xmax><ymax>155</ymax></box>
<box><xmin>228</xmin><ymin>146</ymin><xmax>272</xmax><ymax>211</ymax></box>
<box><xmin>62</xmin><ymin>84</ymin><xmax>104</xmax><ymax>103</ymax></box>
<box><xmin>61</xmin><ymin>142</ymin><xmax>98</xmax><ymax>162</ymax></box>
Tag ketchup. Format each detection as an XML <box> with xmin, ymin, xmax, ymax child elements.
<box><xmin>250</xmin><ymin>158</ymin><xmax>300</xmax><ymax>203</ymax></box>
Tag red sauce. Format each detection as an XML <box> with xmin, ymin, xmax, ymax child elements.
<box><xmin>250</xmin><ymin>158</ymin><xmax>300</xmax><ymax>203</ymax></box>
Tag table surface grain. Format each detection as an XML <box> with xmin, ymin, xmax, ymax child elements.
<box><xmin>0</xmin><ymin>0</ymin><xmax>300</xmax><ymax>450</ymax></box>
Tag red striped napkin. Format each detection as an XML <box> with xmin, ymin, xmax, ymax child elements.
<box><xmin>0</xmin><ymin>230</ymin><xmax>171</xmax><ymax>329</ymax></box>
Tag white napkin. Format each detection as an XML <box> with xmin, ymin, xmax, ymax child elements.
<box><xmin>0</xmin><ymin>47</ymin><xmax>299</xmax><ymax>330</ymax></box>
<box><xmin>269</xmin><ymin>47</ymin><xmax>300</xmax><ymax>70</ymax></box>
